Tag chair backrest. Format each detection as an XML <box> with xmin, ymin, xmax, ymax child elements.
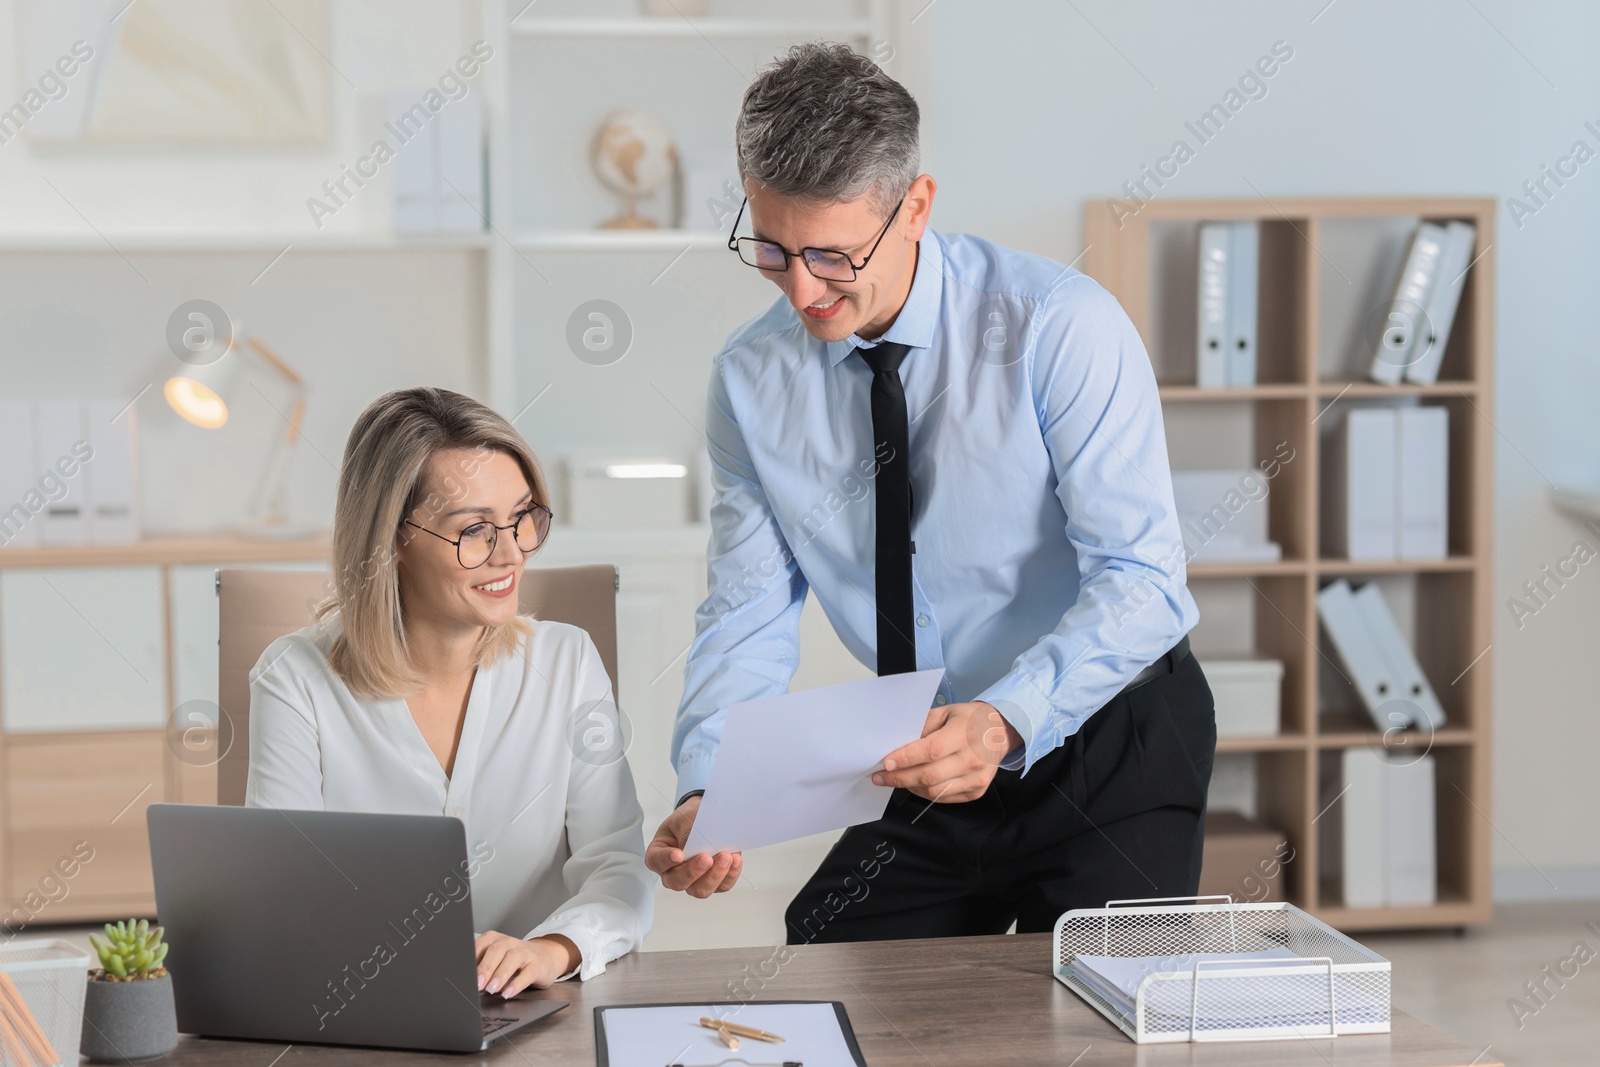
<box><xmin>215</xmin><ymin>563</ymin><xmax>619</xmax><ymax>806</ymax></box>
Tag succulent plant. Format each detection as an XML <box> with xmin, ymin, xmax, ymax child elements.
<box><xmin>89</xmin><ymin>919</ymin><xmax>169</xmax><ymax>981</ymax></box>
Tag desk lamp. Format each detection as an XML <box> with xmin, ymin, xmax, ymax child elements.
<box><xmin>162</xmin><ymin>335</ymin><xmax>315</xmax><ymax>538</ymax></box>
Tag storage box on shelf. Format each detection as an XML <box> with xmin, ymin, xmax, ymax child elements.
<box><xmin>1084</xmin><ymin>196</ymin><xmax>1494</xmax><ymax>931</ymax></box>
<box><xmin>1198</xmin><ymin>811</ymin><xmax>1292</xmax><ymax>903</ymax></box>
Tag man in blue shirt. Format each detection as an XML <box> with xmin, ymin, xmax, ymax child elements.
<box><xmin>645</xmin><ymin>42</ymin><xmax>1215</xmax><ymax>941</ymax></box>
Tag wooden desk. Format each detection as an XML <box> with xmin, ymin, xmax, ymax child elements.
<box><xmin>159</xmin><ymin>933</ymin><xmax>1499</xmax><ymax>1066</ymax></box>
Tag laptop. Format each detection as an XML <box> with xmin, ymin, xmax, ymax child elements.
<box><xmin>147</xmin><ymin>803</ymin><xmax>567</xmax><ymax>1053</ymax></box>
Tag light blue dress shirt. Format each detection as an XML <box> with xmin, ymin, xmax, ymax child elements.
<box><xmin>672</xmin><ymin>228</ymin><xmax>1200</xmax><ymax>800</ymax></box>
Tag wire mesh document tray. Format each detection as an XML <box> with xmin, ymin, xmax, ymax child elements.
<box><xmin>1052</xmin><ymin>896</ymin><xmax>1391</xmax><ymax>1044</ymax></box>
<box><xmin>0</xmin><ymin>938</ymin><xmax>93</xmax><ymax>1066</ymax></box>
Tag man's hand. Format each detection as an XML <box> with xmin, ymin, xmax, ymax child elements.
<box><xmin>872</xmin><ymin>701</ymin><xmax>1022</xmax><ymax>803</ymax></box>
<box><xmin>645</xmin><ymin>795</ymin><xmax>743</xmax><ymax>898</ymax></box>
<box><xmin>474</xmin><ymin>931</ymin><xmax>577</xmax><ymax>997</ymax></box>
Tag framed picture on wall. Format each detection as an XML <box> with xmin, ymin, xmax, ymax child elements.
<box><xmin>15</xmin><ymin>0</ymin><xmax>330</xmax><ymax>143</ymax></box>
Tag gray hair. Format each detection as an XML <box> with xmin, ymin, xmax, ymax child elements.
<box><xmin>735</xmin><ymin>42</ymin><xmax>919</xmax><ymax>217</ymax></box>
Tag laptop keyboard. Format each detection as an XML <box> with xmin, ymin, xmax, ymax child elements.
<box><xmin>481</xmin><ymin>1015</ymin><xmax>519</xmax><ymax>1036</ymax></box>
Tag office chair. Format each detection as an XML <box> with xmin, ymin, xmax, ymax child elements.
<box><xmin>214</xmin><ymin>563</ymin><xmax>619</xmax><ymax>806</ymax></box>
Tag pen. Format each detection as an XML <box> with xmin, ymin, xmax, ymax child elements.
<box><xmin>697</xmin><ymin>1016</ymin><xmax>784</xmax><ymax>1043</ymax></box>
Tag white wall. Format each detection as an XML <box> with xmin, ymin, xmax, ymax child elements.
<box><xmin>924</xmin><ymin>0</ymin><xmax>1600</xmax><ymax>889</ymax></box>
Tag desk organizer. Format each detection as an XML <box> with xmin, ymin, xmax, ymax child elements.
<box><xmin>1052</xmin><ymin>896</ymin><xmax>1391</xmax><ymax>1044</ymax></box>
<box><xmin>0</xmin><ymin>939</ymin><xmax>92</xmax><ymax>1066</ymax></box>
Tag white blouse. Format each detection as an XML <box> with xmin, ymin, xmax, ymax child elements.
<box><xmin>245</xmin><ymin>614</ymin><xmax>653</xmax><ymax>982</ymax></box>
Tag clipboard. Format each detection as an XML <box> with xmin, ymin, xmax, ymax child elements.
<box><xmin>594</xmin><ymin>1000</ymin><xmax>868</xmax><ymax>1067</ymax></box>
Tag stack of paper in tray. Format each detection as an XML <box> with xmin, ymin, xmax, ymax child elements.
<box><xmin>1069</xmin><ymin>946</ymin><xmax>1387</xmax><ymax>1034</ymax></box>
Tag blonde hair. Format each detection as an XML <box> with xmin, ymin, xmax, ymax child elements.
<box><xmin>318</xmin><ymin>387</ymin><xmax>551</xmax><ymax>698</ymax></box>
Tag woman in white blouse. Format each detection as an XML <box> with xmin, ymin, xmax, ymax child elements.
<box><xmin>246</xmin><ymin>386</ymin><xmax>652</xmax><ymax>998</ymax></box>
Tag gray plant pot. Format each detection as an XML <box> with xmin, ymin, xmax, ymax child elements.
<box><xmin>80</xmin><ymin>972</ymin><xmax>179</xmax><ymax>1064</ymax></box>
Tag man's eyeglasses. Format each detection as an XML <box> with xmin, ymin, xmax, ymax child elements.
<box><xmin>727</xmin><ymin>196</ymin><xmax>904</xmax><ymax>282</ymax></box>
<box><xmin>403</xmin><ymin>504</ymin><xmax>553</xmax><ymax>570</ymax></box>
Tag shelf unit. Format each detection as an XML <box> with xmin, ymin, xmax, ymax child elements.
<box><xmin>0</xmin><ymin>234</ymin><xmax>492</xmax><ymax>253</ymax></box>
<box><xmin>508</xmin><ymin>18</ymin><xmax>878</xmax><ymax>39</ymax></box>
<box><xmin>1085</xmin><ymin>196</ymin><xmax>1495</xmax><ymax>932</ymax></box>
<box><xmin>511</xmin><ymin>229</ymin><xmax>728</xmax><ymax>252</ymax></box>
<box><xmin>482</xmin><ymin>0</ymin><xmax>902</xmax><ymax>409</ymax></box>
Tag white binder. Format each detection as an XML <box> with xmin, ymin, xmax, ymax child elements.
<box><xmin>1323</xmin><ymin>407</ymin><xmax>1397</xmax><ymax>560</ymax></box>
<box><xmin>1317</xmin><ymin>578</ymin><xmax>1398</xmax><ymax>729</ymax></box>
<box><xmin>1227</xmin><ymin>221</ymin><xmax>1259</xmax><ymax>386</ymax></box>
<box><xmin>0</xmin><ymin>402</ymin><xmax>38</xmax><ymax>548</ymax></box>
<box><xmin>85</xmin><ymin>399</ymin><xmax>140</xmax><ymax>545</ymax></box>
<box><xmin>1341</xmin><ymin>747</ymin><xmax>1388</xmax><ymax>909</ymax></box>
<box><xmin>1385</xmin><ymin>755</ymin><xmax>1437</xmax><ymax>907</ymax></box>
<box><xmin>1397</xmin><ymin>406</ymin><xmax>1448</xmax><ymax>560</ymax></box>
<box><xmin>1340</xmin><ymin>749</ymin><xmax>1436</xmax><ymax>908</ymax></box>
<box><xmin>387</xmin><ymin>89</ymin><xmax>438</xmax><ymax>233</ymax></box>
<box><xmin>436</xmin><ymin>92</ymin><xmax>485</xmax><ymax>232</ymax></box>
<box><xmin>1196</xmin><ymin>223</ymin><xmax>1231</xmax><ymax>388</ymax></box>
<box><xmin>1350</xmin><ymin>581</ymin><xmax>1447</xmax><ymax>732</ymax></box>
<box><xmin>1369</xmin><ymin>223</ymin><xmax>1447</xmax><ymax>385</ymax></box>
<box><xmin>33</xmin><ymin>399</ymin><xmax>89</xmax><ymax>546</ymax></box>
<box><xmin>1405</xmin><ymin>222</ymin><xmax>1475</xmax><ymax>385</ymax></box>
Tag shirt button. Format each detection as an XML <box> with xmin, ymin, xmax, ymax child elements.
<box><xmin>933</xmin><ymin>695</ymin><xmax>947</xmax><ymax>706</ymax></box>
<box><xmin>916</xmin><ymin>613</ymin><xmax>930</xmax><ymax>627</ymax></box>
<box><xmin>450</xmin><ymin>804</ymin><xmax>464</xmax><ymax>818</ymax></box>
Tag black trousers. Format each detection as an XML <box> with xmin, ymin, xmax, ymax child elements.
<box><xmin>784</xmin><ymin>651</ymin><xmax>1216</xmax><ymax>943</ymax></box>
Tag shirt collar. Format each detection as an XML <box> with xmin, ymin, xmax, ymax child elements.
<box><xmin>823</xmin><ymin>230</ymin><xmax>945</xmax><ymax>367</ymax></box>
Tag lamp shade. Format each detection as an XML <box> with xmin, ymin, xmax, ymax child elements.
<box><xmin>164</xmin><ymin>340</ymin><xmax>245</xmax><ymax>428</ymax></box>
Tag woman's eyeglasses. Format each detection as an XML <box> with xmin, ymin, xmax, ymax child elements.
<box><xmin>726</xmin><ymin>196</ymin><xmax>904</xmax><ymax>282</ymax></box>
<box><xmin>403</xmin><ymin>504</ymin><xmax>553</xmax><ymax>569</ymax></box>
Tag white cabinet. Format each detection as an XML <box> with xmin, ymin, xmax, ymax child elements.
<box><xmin>0</xmin><ymin>567</ymin><xmax>167</xmax><ymax>732</ymax></box>
<box><xmin>612</xmin><ymin>558</ymin><xmax>705</xmax><ymax>824</ymax></box>
<box><xmin>168</xmin><ymin>564</ymin><xmax>222</xmax><ymax>724</ymax></box>
<box><xmin>536</xmin><ymin>529</ymin><xmax>707</xmax><ymax>834</ymax></box>
<box><xmin>795</xmin><ymin>594</ymin><xmax>874</xmax><ymax>691</ymax></box>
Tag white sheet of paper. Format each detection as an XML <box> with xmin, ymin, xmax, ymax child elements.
<box><xmin>1072</xmin><ymin>948</ymin><xmax>1388</xmax><ymax>1030</ymax></box>
<box><xmin>600</xmin><ymin>1002</ymin><xmax>861</xmax><ymax>1067</ymax></box>
<box><xmin>685</xmin><ymin>668</ymin><xmax>944</xmax><ymax>855</ymax></box>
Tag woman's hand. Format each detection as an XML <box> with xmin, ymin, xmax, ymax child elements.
<box><xmin>474</xmin><ymin>931</ymin><xmax>579</xmax><ymax>997</ymax></box>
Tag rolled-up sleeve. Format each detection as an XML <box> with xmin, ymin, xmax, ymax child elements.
<box><xmin>977</xmin><ymin>278</ymin><xmax>1198</xmax><ymax>774</ymax></box>
<box><xmin>670</xmin><ymin>354</ymin><xmax>809</xmax><ymax>802</ymax></box>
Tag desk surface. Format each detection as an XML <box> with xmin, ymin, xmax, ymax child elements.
<box><xmin>161</xmin><ymin>933</ymin><xmax>1499</xmax><ymax>1066</ymax></box>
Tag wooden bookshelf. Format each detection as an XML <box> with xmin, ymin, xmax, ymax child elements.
<box><xmin>1085</xmin><ymin>196</ymin><xmax>1495</xmax><ymax>932</ymax></box>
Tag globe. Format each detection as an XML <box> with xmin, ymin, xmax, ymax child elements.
<box><xmin>592</xmin><ymin>108</ymin><xmax>678</xmax><ymax>229</ymax></box>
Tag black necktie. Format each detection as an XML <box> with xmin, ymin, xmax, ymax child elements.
<box><xmin>857</xmin><ymin>342</ymin><xmax>916</xmax><ymax>676</ymax></box>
